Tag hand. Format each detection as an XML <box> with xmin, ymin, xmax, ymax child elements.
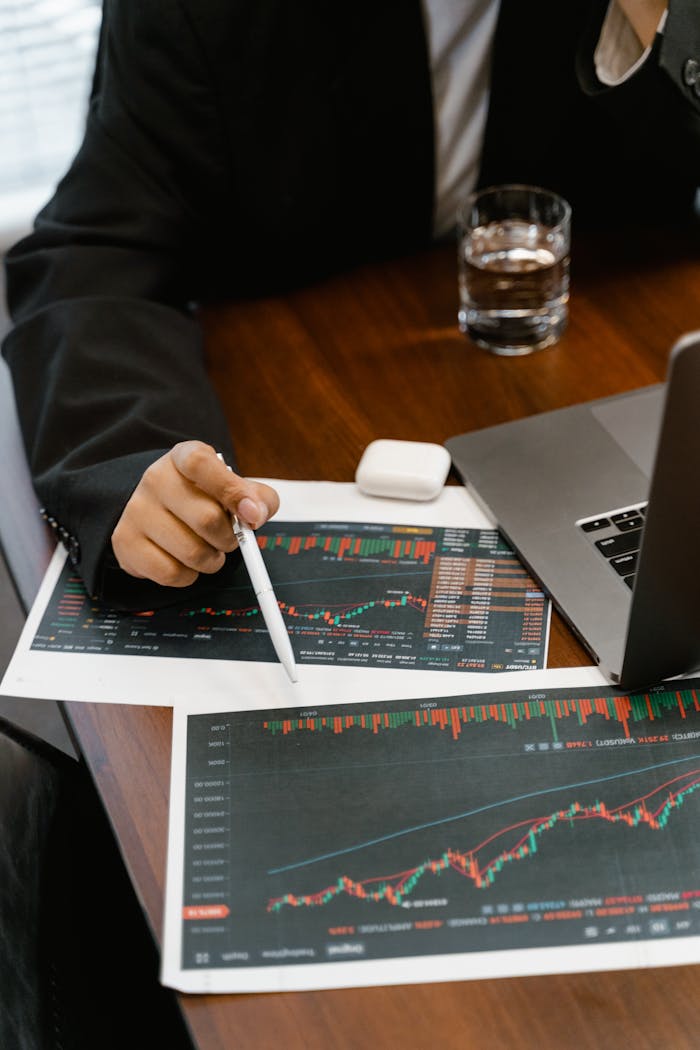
<box><xmin>616</xmin><ymin>0</ymin><xmax>667</xmax><ymax>49</ymax></box>
<box><xmin>111</xmin><ymin>441</ymin><xmax>280</xmax><ymax>587</ymax></box>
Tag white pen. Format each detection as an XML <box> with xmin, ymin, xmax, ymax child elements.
<box><xmin>217</xmin><ymin>454</ymin><xmax>298</xmax><ymax>683</ymax></box>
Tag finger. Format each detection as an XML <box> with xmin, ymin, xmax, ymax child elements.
<box><xmin>140</xmin><ymin>464</ymin><xmax>238</xmax><ymax>553</ymax></box>
<box><xmin>170</xmin><ymin>490</ymin><xmax>239</xmax><ymax>552</ymax></box>
<box><xmin>236</xmin><ymin>479</ymin><xmax>280</xmax><ymax>528</ymax></box>
<box><xmin>113</xmin><ymin>531</ymin><xmax>201</xmax><ymax>588</ymax></box>
<box><xmin>135</xmin><ymin>500</ymin><xmax>227</xmax><ymax>576</ymax></box>
<box><xmin>170</xmin><ymin>441</ymin><xmax>280</xmax><ymax>527</ymax></box>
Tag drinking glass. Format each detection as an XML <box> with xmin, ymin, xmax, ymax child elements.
<box><xmin>457</xmin><ymin>184</ymin><xmax>571</xmax><ymax>355</ymax></box>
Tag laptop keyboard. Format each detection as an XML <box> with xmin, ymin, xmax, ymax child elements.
<box><xmin>577</xmin><ymin>503</ymin><xmax>647</xmax><ymax>589</ymax></box>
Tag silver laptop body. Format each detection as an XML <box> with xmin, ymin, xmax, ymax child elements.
<box><xmin>446</xmin><ymin>331</ymin><xmax>700</xmax><ymax>690</ymax></box>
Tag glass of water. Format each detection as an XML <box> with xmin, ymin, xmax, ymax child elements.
<box><xmin>457</xmin><ymin>184</ymin><xmax>571</xmax><ymax>355</ymax></box>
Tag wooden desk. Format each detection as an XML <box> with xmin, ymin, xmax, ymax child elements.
<box><xmin>66</xmin><ymin>226</ymin><xmax>700</xmax><ymax>1050</ymax></box>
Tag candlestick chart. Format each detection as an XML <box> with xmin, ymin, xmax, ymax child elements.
<box><xmin>180</xmin><ymin>679</ymin><xmax>700</xmax><ymax>972</ymax></box>
<box><xmin>31</xmin><ymin>521</ymin><xmax>548</xmax><ymax>671</ymax></box>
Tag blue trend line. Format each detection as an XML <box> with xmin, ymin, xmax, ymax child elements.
<box><xmin>221</xmin><ymin>569</ymin><xmax>434</xmax><ymax>593</ymax></box>
<box><xmin>267</xmin><ymin>753</ymin><xmax>700</xmax><ymax>875</ymax></box>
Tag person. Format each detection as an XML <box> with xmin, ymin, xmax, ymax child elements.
<box><xmin>2</xmin><ymin>0</ymin><xmax>698</xmax><ymax>610</ymax></box>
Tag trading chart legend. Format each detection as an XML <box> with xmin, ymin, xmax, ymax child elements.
<box><xmin>31</xmin><ymin>521</ymin><xmax>549</xmax><ymax>672</ymax></box>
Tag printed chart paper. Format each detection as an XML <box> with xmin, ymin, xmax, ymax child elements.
<box><xmin>0</xmin><ymin>481</ymin><xmax>551</xmax><ymax>707</ymax></box>
<box><xmin>161</xmin><ymin>670</ymin><xmax>700</xmax><ymax>993</ymax></box>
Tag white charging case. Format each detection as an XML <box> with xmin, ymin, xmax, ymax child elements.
<box><xmin>355</xmin><ymin>439</ymin><xmax>452</xmax><ymax>501</ymax></box>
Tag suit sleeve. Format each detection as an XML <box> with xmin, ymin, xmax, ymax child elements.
<box><xmin>577</xmin><ymin>0</ymin><xmax>700</xmax><ymax>174</ymax></box>
<box><xmin>2</xmin><ymin>1</ymin><xmax>238</xmax><ymax>608</ymax></box>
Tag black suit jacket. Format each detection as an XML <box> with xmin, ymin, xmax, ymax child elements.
<box><xmin>3</xmin><ymin>0</ymin><xmax>700</xmax><ymax>607</ymax></box>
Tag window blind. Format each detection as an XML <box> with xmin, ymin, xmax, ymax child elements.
<box><xmin>0</xmin><ymin>0</ymin><xmax>101</xmax><ymax>195</ymax></box>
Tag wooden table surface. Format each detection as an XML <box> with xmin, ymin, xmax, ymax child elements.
<box><xmin>66</xmin><ymin>223</ymin><xmax>700</xmax><ymax>1049</ymax></box>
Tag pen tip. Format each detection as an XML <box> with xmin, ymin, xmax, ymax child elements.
<box><xmin>286</xmin><ymin>665</ymin><xmax>299</xmax><ymax>684</ymax></box>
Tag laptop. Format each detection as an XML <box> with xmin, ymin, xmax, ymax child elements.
<box><xmin>446</xmin><ymin>330</ymin><xmax>700</xmax><ymax>691</ymax></box>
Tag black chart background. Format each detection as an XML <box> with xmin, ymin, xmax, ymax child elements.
<box><xmin>31</xmin><ymin>521</ymin><xmax>547</xmax><ymax>672</ymax></box>
<box><xmin>182</xmin><ymin>681</ymin><xmax>700</xmax><ymax>971</ymax></box>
